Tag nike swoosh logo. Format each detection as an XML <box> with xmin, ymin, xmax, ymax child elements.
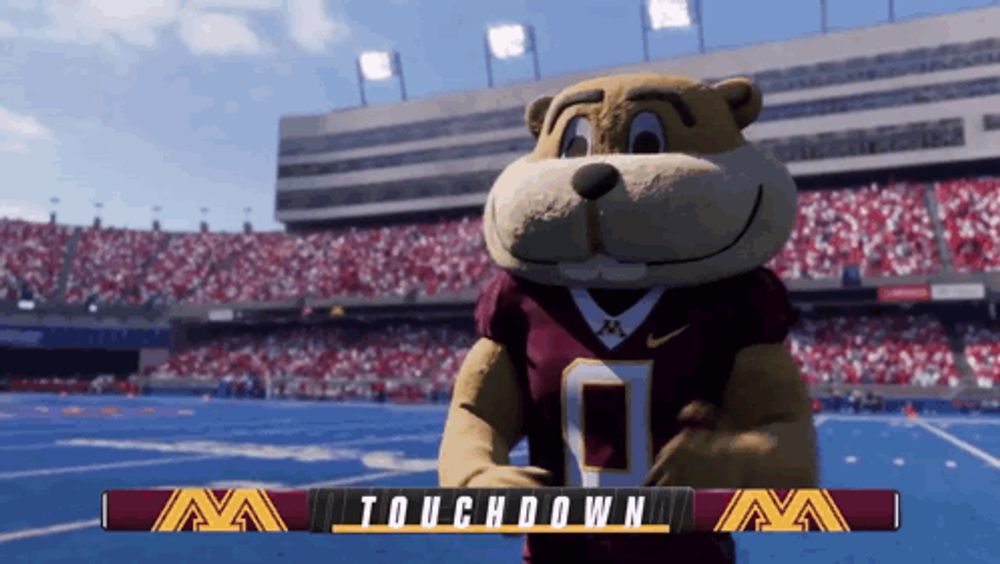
<box><xmin>646</xmin><ymin>324</ymin><xmax>690</xmax><ymax>349</ymax></box>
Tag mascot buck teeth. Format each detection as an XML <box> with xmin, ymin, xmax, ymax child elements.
<box><xmin>438</xmin><ymin>73</ymin><xmax>818</xmax><ymax>563</ymax></box>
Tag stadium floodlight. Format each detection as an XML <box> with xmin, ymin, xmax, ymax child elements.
<box><xmin>358</xmin><ymin>50</ymin><xmax>395</xmax><ymax>81</ymax></box>
<box><xmin>487</xmin><ymin>24</ymin><xmax>527</xmax><ymax>59</ymax></box>
<box><xmin>355</xmin><ymin>50</ymin><xmax>407</xmax><ymax>106</ymax></box>
<box><xmin>646</xmin><ymin>0</ymin><xmax>692</xmax><ymax>29</ymax></box>
<box><xmin>483</xmin><ymin>22</ymin><xmax>541</xmax><ymax>87</ymax></box>
<box><xmin>640</xmin><ymin>0</ymin><xmax>704</xmax><ymax>60</ymax></box>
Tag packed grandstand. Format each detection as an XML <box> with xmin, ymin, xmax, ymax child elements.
<box><xmin>3</xmin><ymin>178</ymin><xmax>998</xmax><ymax>304</ymax></box>
<box><xmin>0</xmin><ymin>176</ymin><xmax>998</xmax><ymax>392</ymax></box>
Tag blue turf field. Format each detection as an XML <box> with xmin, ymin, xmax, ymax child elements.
<box><xmin>0</xmin><ymin>393</ymin><xmax>997</xmax><ymax>563</ymax></box>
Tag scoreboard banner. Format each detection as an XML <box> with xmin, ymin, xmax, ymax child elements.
<box><xmin>103</xmin><ymin>488</ymin><xmax>899</xmax><ymax>533</ymax></box>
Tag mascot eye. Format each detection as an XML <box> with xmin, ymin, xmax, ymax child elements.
<box><xmin>628</xmin><ymin>111</ymin><xmax>666</xmax><ymax>154</ymax></box>
<box><xmin>560</xmin><ymin>116</ymin><xmax>592</xmax><ymax>158</ymax></box>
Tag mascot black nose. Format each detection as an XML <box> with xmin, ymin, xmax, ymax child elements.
<box><xmin>571</xmin><ymin>163</ymin><xmax>620</xmax><ymax>200</ymax></box>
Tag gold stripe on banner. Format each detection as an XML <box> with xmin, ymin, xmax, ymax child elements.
<box><xmin>332</xmin><ymin>524</ymin><xmax>671</xmax><ymax>534</ymax></box>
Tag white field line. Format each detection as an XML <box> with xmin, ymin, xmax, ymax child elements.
<box><xmin>0</xmin><ymin>431</ymin><xmax>444</xmax><ymax>453</ymax></box>
<box><xmin>0</xmin><ymin>519</ymin><xmax>101</xmax><ymax>543</ymax></box>
<box><xmin>0</xmin><ymin>455</ymin><xmax>218</xmax><ymax>480</ymax></box>
<box><xmin>0</xmin><ymin>415</ymin><xmax>443</xmax><ymax>438</ymax></box>
<box><xmin>298</xmin><ymin>470</ymin><xmax>417</xmax><ymax>489</ymax></box>
<box><xmin>0</xmin><ymin>443</ymin><xmax>59</xmax><ymax>451</ymax></box>
<box><xmin>913</xmin><ymin>420</ymin><xmax>999</xmax><ymax>469</ymax></box>
<box><xmin>820</xmin><ymin>414</ymin><xmax>1000</xmax><ymax>426</ymax></box>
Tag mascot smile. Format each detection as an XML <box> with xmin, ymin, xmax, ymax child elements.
<box><xmin>439</xmin><ymin>73</ymin><xmax>818</xmax><ymax>564</ymax></box>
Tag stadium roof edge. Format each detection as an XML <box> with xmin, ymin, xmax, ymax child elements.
<box><xmin>279</xmin><ymin>6</ymin><xmax>1000</xmax><ymax>137</ymax></box>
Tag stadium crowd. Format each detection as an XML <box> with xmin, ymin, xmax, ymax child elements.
<box><xmin>65</xmin><ymin>227</ymin><xmax>167</xmax><ymax>304</ymax></box>
<box><xmin>183</xmin><ymin>217</ymin><xmax>491</xmax><ymax>304</ymax></box>
<box><xmin>935</xmin><ymin>177</ymin><xmax>1000</xmax><ymax>273</ymax></box>
<box><xmin>2</xmin><ymin>179</ymin><xmax>998</xmax><ymax>305</ymax></box>
<box><xmin>1</xmin><ymin>178</ymin><xmax>998</xmax><ymax>394</ymax></box>
<box><xmin>959</xmin><ymin>324</ymin><xmax>1000</xmax><ymax>388</ymax></box>
<box><xmin>146</xmin><ymin>324</ymin><xmax>472</xmax><ymax>385</ymax></box>
<box><xmin>787</xmin><ymin>315</ymin><xmax>960</xmax><ymax>387</ymax></box>
<box><xmin>0</xmin><ymin>219</ymin><xmax>69</xmax><ymax>301</ymax></box>
<box><xmin>137</xmin><ymin>314</ymin><xmax>995</xmax><ymax>389</ymax></box>
<box><xmin>770</xmin><ymin>183</ymin><xmax>941</xmax><ymax>279</ymax></box>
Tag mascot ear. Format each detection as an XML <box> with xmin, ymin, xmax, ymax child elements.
<box><xmin>713</xmin><ymin>78</ymin><xmax>762</xmax><ymax>130</ymax></box>
<box><xmin>525</xmin><ymin>95</ymin><xmax>554</xmax><ymax>138</ymax></box>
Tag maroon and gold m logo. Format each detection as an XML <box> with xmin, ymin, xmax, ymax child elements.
<box><xmin>714</xmin><ymin>489</ymin><xmax>850</xmax><ymax>532</ymax></box>
<box><xmin>152</xmin><ymin>489</ymin><xmax>287</xmax><ymax>532</ymax></box>
<box><xmin>596</xmin><ymin>319</ymin><xmax>626</xmax><ymax>338</ymax></box>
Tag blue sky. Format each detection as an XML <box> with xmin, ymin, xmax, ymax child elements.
<box><xmin>0</xmin><ymin>0</ymin><xmax>993</xmax><ymax>232</ymax></box>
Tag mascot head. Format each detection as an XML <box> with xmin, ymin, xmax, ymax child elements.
<box><xmin>483</xmin><ymin>73</ymin><xmax>797</xmax><ymax>289</ymax></box>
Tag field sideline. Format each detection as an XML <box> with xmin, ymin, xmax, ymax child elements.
<box><xmin>0</xmin><ymin>393</ymin><xmax>997</xmax><ymax>563</ymax></box>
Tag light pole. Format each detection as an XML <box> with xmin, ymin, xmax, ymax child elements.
<box><xmin>243</xmin><ymin>206</ymin><xmax>253</xmax><ymax>234</ymax></box>
<box><xmin>199</xmin><ymin>206</ymin><xmax>209</xmax><ymax>233</ymax></box>
<box><xmin>528</xmin><ymin>26</ymin><xmax>541</xmax><ymax>81</ymax></box>
<box><xmin>888</xmin><ymin>0</ymin><xmax>896</xmax><ymax>22</ymax></box>
<box><xmin>641</xmin><ymin>0</ymin><xmax>702</xmax><ymax>60</ymax></box>
<box><xmin>484</xmin><ymin>34</ymin><xmax>495</xmax><ymax>87</ymax></box>
<box><xmin>93</xmin><ymin>201</ymin><xmax>103</xmax><ymax>228</ymax></box>
<box><xmin>640</xmin><ymin>2</ymin><xmax>650</xmax><ymax>62</ymax></box>
<box><xmin>357</xmin><ymin>50</ymin><xmax>407</xmax><ymax>106</ymax></box>
<box><xmin>484</xmin><ymin>23</ymin><xmax>541</xmax><ymax>87</ymax></box>
<box><xmin>152</xmin><ymin>205</ymin><xmax>162</xmax><ymax>231</ymax></box>
<box><xmin>49</xmin><ymin>196</ymin><xmax>60</xmax><ymax>224</ymax></box>
<box><xmin>820</xmin><ymin>0</ymin><xmax>829</xmax><ymax>33</ymax></box>
<box><xmin>694</xmin><ymin>0</ymin><xmax>704</xmax><ymax>53</ymax></box>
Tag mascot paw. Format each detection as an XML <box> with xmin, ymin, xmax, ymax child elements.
<box><xmin>466</xmin><ymin>465</ymin><xmax>551</xmax><ymax>488</ymax></box>
<box><xmin>676</xmin><ymin>400</ymin><xmax>721</xmax><ymax>430</ymax></box>
<box><xmin>642</xmin><ymin>427</ymin><xmax>777</xmax><ymax>487</ymax></box>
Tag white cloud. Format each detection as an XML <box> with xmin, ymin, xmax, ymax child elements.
<box><xmin>286</xmin><ymin>0</ymin><xmax>345</xmax><ymax>53</ymax></box>
<box><xmin>194</xmin><ymin>123</ymin><xmax>227</xmax><ymax>141</ymax></box>
<box><xmin>38</xmin><ymin>0</ymin><xmax>182</xmax><ymax>49</ymax></box>
<box><xmin>178</xmin><ymin>10</ymin><xmax>272</xmax><ymax>55</ymax></box>
<box><xmin>248</xmin><ymin>84</ymin><xmax>273</xmax><ymax>101</ymax></box>
<box><xmin>0</xmin><ymin>105</ymin><xmax>52</xmax><ymax>153</ymax></box>
<box><xmin>5</xmin><ymin>0</ymin><xmax>41</xmax><ymax>11</ymax></box>
<box><xmin>5</xmin><ymin>0</ymin><xmax>350</xmax><ymax>57</ymax></box>
<box><xmin>0</xmin><ymin>21</ymin><xmax>18</xmax><ymax>37</ymax></box>
<box><xmin>180</xmin><ymin>12</ymin><xmax>271</xmax><ymax>55</ymax></box>
<box><xmin>187</xmin><ymin>0</ymin><xmax>283</xmax><ymax>10</ymax></box>
<box><xmin>0</xmin><ymin>200</ymin><xmax>48</xmax><ymax>222</ymax></box>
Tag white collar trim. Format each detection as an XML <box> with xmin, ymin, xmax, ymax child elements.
<box><xmin>569</xmin><ymin>287</ymin><xmax>665</xmax><ymax>350</ymax></box>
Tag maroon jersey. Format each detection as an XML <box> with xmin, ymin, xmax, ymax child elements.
<box><xmin>475</xmin><ymin>268</ymin><xmax>795</xmax><ymax>564</ymax></box>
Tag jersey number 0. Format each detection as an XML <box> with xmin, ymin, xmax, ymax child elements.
<box><xmin>561</xmin><ymin>359</ymin><xmax>653</xmax><ymax>487</ymax></box>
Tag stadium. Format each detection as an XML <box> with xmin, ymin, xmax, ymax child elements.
<box><xmin>1</xmin><ymin>2</ymin><xmax>999</xmax><ymax>563</ymax></box>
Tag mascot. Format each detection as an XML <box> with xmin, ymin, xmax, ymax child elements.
<box><xmin>438</xmin><ymin>73</ymin><xmax>818</xmax><ymax>563</ymax></box>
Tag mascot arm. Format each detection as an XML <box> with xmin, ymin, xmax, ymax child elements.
<box><xmin>438</xmin><ymin>337</ymin><xmax>551</xmax><ymax>488</ymax></box>
<box><xmin>644</xmin><ymin>343</ymin><xmax>818</xmax><ymax>488</ymax></box>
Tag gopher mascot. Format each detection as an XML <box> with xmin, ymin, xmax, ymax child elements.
<box><xmin>438</xmin><ymin>73</ymin><xmax>818</xmax><ymax>564</ymax></box>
